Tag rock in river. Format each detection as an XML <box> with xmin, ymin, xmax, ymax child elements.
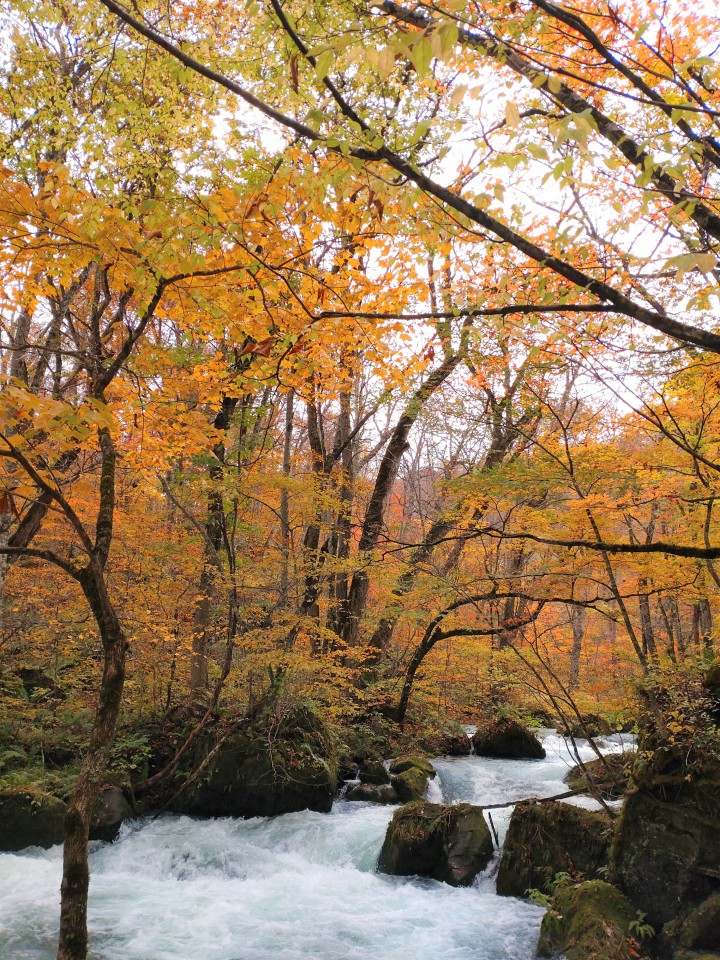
<box><xmin>378</xmin><ymin>800</ymin><xmax>494</xmax><ymax>886</ymax></box>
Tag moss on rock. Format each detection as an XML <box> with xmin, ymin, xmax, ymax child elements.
<box><xmin>613</xmin><ymin>780</ymin><xmax>720</xmax><ymax>927</ymax></box>
<box><xmin>168</xmin><ymin>703</ymin><xmax>338</xmax><ymax>819</ymax></box>
<box><xmin>378</xmin><ymin>800</ymin><xmax>494</xmax><ymax>886</ymax></box>
<box><xmin>496</xmin><ymin>800</ymin><xmax>611</xmax><ymax>898</ymax></box>
<box><xmin>393</xmin><ymin>767</ymin><xmax>428</xmax><ymax>802</ymax></box>
<box><xmin>388</xmin><ymin>755</ymin><xmax>436</xmax><ymax>777</ymax></box>
<box><xmin>537</xmin><ymin>880</ymin><xmax>643</xmax><ymax>960</ymax></box>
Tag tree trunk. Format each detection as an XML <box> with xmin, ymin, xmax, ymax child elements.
<box><xmin>638</xmin><ymin>579</ymin><xmax>657</xmax><ymax>660</ymax></box>
<box><xmin>279</xmin><ymin>390</ymin><xmax>294</xmax><ymax>607</ymax></box>
<box><xmin>692</xmin><ymin>597</ymin><xmax>713</xmax><ymax>651</ymax></box>
<box><xmin>57</xmin><ymin>566</ymin><xmax>127</xmax><ymax>960</ymax></box>
<box><xmin>568</xmin><ymin>602</ymin><xmax>585</xmax><ymax>692</ymax></box>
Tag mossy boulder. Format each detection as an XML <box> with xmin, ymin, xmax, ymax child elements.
<box><xmin>388</xmin><ymin>755</ymin><xmax>436</xmax><ymax>777</ymax></box>
<box><xmin>359</xmin><ymin>759</ymin><xmax>391</xmax><ymax>785</ymax></box>
<box><xmin>537</xmin><ymin>880</ymin><xmax>643</xmax><ymax>960</ymax></box>
<box><xmin>0</xmin><ymin>789</ymin><xmax>66</xmax><ymax>850</ymax></box>
<box><xmin>563</xmin><ymin>752</ymin><xmax>635</xmax><ymax>800</ymax></box>
<box><xmin>496</xmin><ymin>800</ymin><xmax>611</xmax><ymax>898</ymax></box>
<box><xmin>472</xmin><ymin>719</ymin><xmax>546</xmax><ymax>759</ymax></box>
<box><xmin>345</xmin><ymin>782</ymin><xmax>399</xmax><ymax>804</ymax></box>
<box><xmin>613</xmin><ymin>778</ymin><xmax>720</xmax><ymax>927</ymax></box>
<box><xmin>378</xmin><ymin>801</ymin><xmax>494</xmax><ymax>886</ymax></box>
<box><xmin>387</xmin><ymin>755</ymin><xmax>435</xmax><ymax>802</ymax></box>
<box><xmin>393</xmin><ymin>767</ymin><xmax>429</xmax><ymax>802</ymax></box>
<box><xmin>168</xmin><ymin>703</ymin><xmax>338</xmax><ymax>818</ymax></box>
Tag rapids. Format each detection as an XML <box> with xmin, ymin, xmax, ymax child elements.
<box><xmin>0</xmin><ymin>730</ymin><xmax>632</xmax><ymax>960</ymax></box>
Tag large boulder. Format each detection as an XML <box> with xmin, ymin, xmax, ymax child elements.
<box><xmin>563</xmin><ymin>752</ymin><xmax>635</xmax><ymax>800</ymax></box>
<box><xmin>0</xmin><ymin>789</ymin><xmax>66</xmax><ymax>850</ymax></box>
<box><xmin>537</xmin><ymin>880</ymin><xmax>643</xmax><ymax>960</ymax></box>
<box><xmin>472</xmin><ymin>719</ymin><xmax>546</xmax><ymax>759</ymax></box>
<box><xmin>613</xmin><ymin>777</ymin><xmax>720</xmax><ymax>928</ymax></box>
<box><xmin>378</xmin><ymin>800</ymin><xmax>494</xmax><ymax>886</ymax></box>
<box><xmin>496</xmin><ymin>800</ymin><xmax>611</xmax><ymax>897</ymax></box>
<box><xmin>168</xmin><ymin>703</ymin><xmax>338</xmax><ymax>818</ymax></box>
<box><xmin>90</xmin><ymin>786</ymin><xmax>133</xmax><ymax>842</ymax></box>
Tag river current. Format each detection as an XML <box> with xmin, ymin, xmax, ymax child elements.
<box><xmin>0</xmin><ymin>730</ymin><xmax>633</xmax><ymax>960</ymax></box>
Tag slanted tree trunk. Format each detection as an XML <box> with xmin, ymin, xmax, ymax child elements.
<box><xmin>367</xmin><ymin>376</ymin><xmax>537</xmax><ymax>653</ymax></box>
<box><xmin>339</xmin><ymin>351</ymin><xmax>465</xmax><ymax>647</ymax></box>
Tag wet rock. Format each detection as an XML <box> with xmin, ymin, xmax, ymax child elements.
<box><xmin>345</xmin><ymin>782</ymin><xmax>399</xmax><ymax>804</ymax></box>
<box><xmin>472</xmin><ymin>719</ymin><xmax>546</xmax><ymax>759</ymax></box>
<box><xmin>392</xmin><ymin>767</ymin><xmax>428</xmax><ymax>802</ymax></box>
<box><xmin>359</xmin><ymin>759</ymin><xmax>390</xmax><ymax>785</ymax></box>
<box><xmin>675</xmin><ymin>893</ymin><xmax>720</xmax><ymax>952</ymax></box>
<box><xmin>90</xmin><ymin>786</ymin><xmax>133</xmax><ymax>842</ymax></box>
<box><xmin>378</xmin><ymin>801</ymin><xmax>494</xmax><ymax>886</ymax></box>
<box><xmin>613</xmin><ymin>777</ymin><xmax>720</xmax><ymax>928</ymax></box>
<box><xmin>537</xmin><ymin>880</ymin><xmax>642</xmax><ymax>960</ymax></box>
<box><xmin>496</xmin><ymin>800</ymin><xmax>611</xmax><ymax>897</ymax></box>
<box><xmin>168</xmin><ymin>703</ymin><xmax>338</xmax><ymax>819</ymax></box>
<box><xmin>387</xmin><ymin>755</ymin><xmax>435</xmax><ymax>802</ymax></box>
<box><xmin>0</xmin><ymin>789</ymin><xmax>66</xmax><ymax>851</ymax></box>
<box><xmin>388</xmin><ymin>755</ymin><xmax>436</xmax><ymax>777</ymax></box>
<box><xmin>563</xmin><ymin>751</ymin><xmax>635</xmax><ymax>800</ymax></box>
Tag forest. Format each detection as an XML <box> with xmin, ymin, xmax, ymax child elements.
<box><xmin>1</xmin><ymin>1</ymin><xmax>719</xmax><ymax>959</ymax></box>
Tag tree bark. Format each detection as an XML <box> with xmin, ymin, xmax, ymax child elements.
<box><xmin>57</xmin><ymin>566</ymin><xmax>126</xmax><ymax>960</ymax></box>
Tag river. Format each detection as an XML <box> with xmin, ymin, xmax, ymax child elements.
<box><xmin>0</xmin><ymin>730</ymin><xmax>633</xmax><ymax>960</ymax></box>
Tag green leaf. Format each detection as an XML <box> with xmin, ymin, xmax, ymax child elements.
<box><xmin>315</xmin><ymin>48</ymin><xmax>334</xmax><ymax>79</ymax></box>
<box><xmin>410</xmin><ymin>36</ymin><xmax>432</xmax><ymax>76</ymax></box>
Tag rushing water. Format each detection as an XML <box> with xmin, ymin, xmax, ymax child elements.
<box><xmin>0</xmin><ymin>730</ymin><xmax>633</xmax><ymax>960</ymax></box>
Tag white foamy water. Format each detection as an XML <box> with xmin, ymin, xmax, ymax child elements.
<box><xmin>0</xmin><ymin>730</ymin><xmax>632</xmax><ymax>960</ymax></box>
